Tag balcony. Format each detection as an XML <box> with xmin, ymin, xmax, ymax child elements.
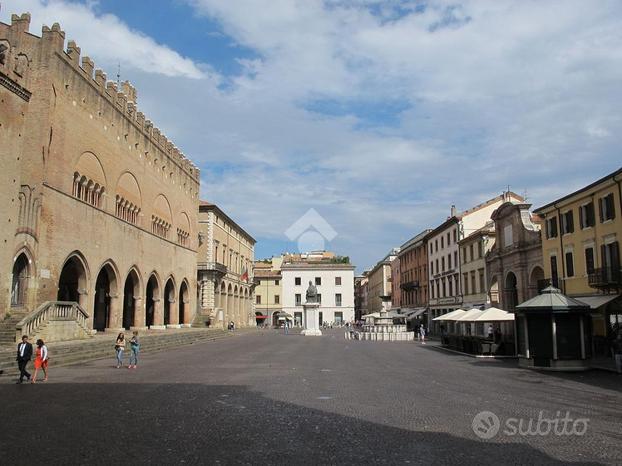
<box><xmin>588</xmin><ymin>267</ymin><xmax>622</xmax><ymax>289</ymax></box>
<box><xmin>400</xmin><ymin>280</ymin><xmax>420</xmax><ymax>291</ymax></box>
<box><xmin>197</xmin><ymin>262</ymin><xmax>228</xmax><ymax>280</ymax></box>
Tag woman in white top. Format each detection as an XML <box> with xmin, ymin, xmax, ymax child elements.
<box><xmin>32</xmin><ymin>339</ymin><xmax>49</xmax><ymax>383</ymax></box>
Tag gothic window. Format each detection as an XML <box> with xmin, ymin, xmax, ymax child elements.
<box><xmin>72</xmin><ymin>171</ymin><xmax>104</xmax><ymax>208</ymax></box>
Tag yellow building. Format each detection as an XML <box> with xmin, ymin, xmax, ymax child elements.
<box><xmin>197</xmin><ymin>201</ymin><xmax>255</xmax><ymax>329</ymax></box>
<box><xmin>253</xmin><ymin>257</ymin><xmax>283</xmax><ymax>326</ymax></box>
<box><xmin>534</xmin><ymin>167</ymin><xmax>622</xmax><ymax>355</ymax></box>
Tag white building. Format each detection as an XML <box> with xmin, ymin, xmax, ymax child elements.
<box><xmin>281</xmin><ymin>262</ymin><xmax>355</xmax><ymax>326</ymax></box>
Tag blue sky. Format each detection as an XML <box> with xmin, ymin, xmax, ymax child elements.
<box><xmin>3</xmin><ymin>1</ymin><xmax>622</xmax><ymax>271</ymax></box>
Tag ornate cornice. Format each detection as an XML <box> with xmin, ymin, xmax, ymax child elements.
<box><xmin>0</xmin><ymin>71</ymin><xmax>31</xmax><ymax>101</ymax></box>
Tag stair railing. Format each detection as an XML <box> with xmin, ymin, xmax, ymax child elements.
<box><xmin>15</xmin><ymin>301</ymin><xmax>90</xmax><ymax>341</ymax></box>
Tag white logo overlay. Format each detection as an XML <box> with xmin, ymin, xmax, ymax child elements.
<box><xmin>472</xmin><ymin>411</ymin><xmax>500</xmax><ymax>440</ymax></box>
<box><xmin>472</xmin><ymin>410</ymin><xmax>589</xmax><ymax>440</ymax></box>
<box><xmin>285</xmin><ymin>208</ymin><xmax>337</xmax><ymax>253</ymax></box>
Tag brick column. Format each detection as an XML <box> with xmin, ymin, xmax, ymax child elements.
<box><xmin>151</xmin><ymin>297</ymin><xmax>165</xmax><ymax>329</ymax></box>
<box><xmin>167</xmin><ymin>298</ymin><xmax>180</xmax><ymax>328</ymax></box>
<box><xmin>106</xmin><ymin>293</ymin><xmax>123</xmax><ymax>332</ymax></box>
<box><xmin>132</xmin><ymin>296</ymin><xmax>146</xmax><ymax>330</ymax></box>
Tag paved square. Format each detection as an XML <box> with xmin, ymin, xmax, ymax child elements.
<box><xmin>0</xmin><ymin>330</ymin><xmax>620</xmax><ymax>465</ymax></box>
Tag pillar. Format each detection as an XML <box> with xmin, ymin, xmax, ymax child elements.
<box><xmin>106</xmin><ymin>293</ymin><xmax>124</xmax><ymax>332</ymax></box>
<box><xmin>151</xmin><ymin>297</ymin><xmax>165</xmax><ymax>329</ymax></box>
<box><xmin>167</xmin><ymin>298</ymin><xmax>180</xmax><ymax>328</ymax></box>
<box><xmin>132</xmin><ymin>296</ymin><xmax>146</xmax><ymax>330</ymax></box>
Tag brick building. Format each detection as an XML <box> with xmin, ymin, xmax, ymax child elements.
<box><xmin>1</xmin><ymin>14</ymin><xmax>199</xmax><ymax>340</ymax></box>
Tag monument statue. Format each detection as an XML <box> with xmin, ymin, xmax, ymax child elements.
<box><xmin>305</xmin><ymin>280</ymin><xmax>318</xmax><ymax>303</ymax></box>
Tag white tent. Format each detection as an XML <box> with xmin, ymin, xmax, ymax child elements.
<box><xmin>471</xmin><ymin>307</ymin><xmax>515</xmax><ymax>322</ymax></box>
<box><xmin>432</xmin><ymin>309</ymin><xmax>467</xmax><ymax>321</ymax></box>
<box><xmin>454</xmin><ymin>309</ymin><xmax>484</xmax><ymax>321</ymax></box>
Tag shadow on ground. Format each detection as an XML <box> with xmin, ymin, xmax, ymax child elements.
<box><xmin>0</xmin><ymin>383</ymin><xmax>604</xmax><ymax>465</ymax></box>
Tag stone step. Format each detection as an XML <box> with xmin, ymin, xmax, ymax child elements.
<box><xmin>0</xmin><ymin>329</ymin><xmax>252</xmax><ymax>378</ymax></box>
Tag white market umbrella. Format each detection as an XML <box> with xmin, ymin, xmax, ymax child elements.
<box><xmin>454</xmin><ymin>309</ymin><xmax>485</xmax><ymax>322</ymax></box>
<box><xmin>432</xmin><ymin>309</ymin><xmax>467</xmax><ymax>321</ymax></box>
<box><xmin>471</xmin><ymin>307</ymin><xmax>515</xmax><ymax>322</ymax></box>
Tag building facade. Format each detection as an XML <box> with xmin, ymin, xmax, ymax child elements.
<box><xmin>281</xmin><ymin>260</ymin><xmax>355</xmax><ymax>326</ymax></box>
<box><xmin>254</xmin><ymin>257</ymin><xmax>283</xmax><ymax>326</ymax></box>
<box><xmin>397</xmin><ymin>230</ymin><xmax>431</xmax><ymax>312</ymax></box>
<box><xmin>354</xmin><ymin>273</ymin><xmax>369</xmax><ymax>322</ymax></box>
<box><xmin>367</xmin><ymin>249</ymin><xmax>398</xmax><ymax>314</ymax></box>
<box><xmin>1</xmin><ymin>15</ymin><xmax>199</xmax><ymax>338</ymax></box>
<box><xmin>390</xmin><ymin>256</ymin><xmax>401</xmax><ymax>309</ymax></box>
<box><xmin>486</xmin><ymin>202</ymin><xmax>543</xmax><ymax>312</ymax></box>
<box><xmin>197</xmin><ymin>201</ymin><xmax>255</xmax><ymax>329</ymax></box>
<box><xmin>428</xmin><ymin>193</ymin><xmax>524</xmax><ymax>332</ymax></box>
<box><xmin>459</xmin><ymin>222</ymin><xmax>496</xmax><ymax>309</ymax></box>
<box><xmin>534</xmin><ymin>168</ymin><xmax>622</xmax><ymax>356</ymax></box>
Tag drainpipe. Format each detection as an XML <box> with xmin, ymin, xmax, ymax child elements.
<box><xmin>555</xmin><ymin>204</ymin><xmax>566</xmax><ymax>294</ymax></box>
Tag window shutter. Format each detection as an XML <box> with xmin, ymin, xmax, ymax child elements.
<box><xmin>601</xmin><ymin>244</ymin><xmax>607</xmax><ymax>269</ymax></box>
<box><xmin>598</xmin><ymin>197</ymin><xmax>604</xmax><ymax>222</ymax></box>
<box><xmin>588</xmin><ymin>203</ymin><xmax>595</xmax><ymax>226</ymax></box>
<box><xmin>579</xmin><ymin>206</ymin><xmax>584</xmax><ymax>229</ymax></box>
<box><xmin>610</xmin><ymin>194</ymin><xmax>616</xmax><ymax>220</ymax></box>
<box><xmin>568</xmin><ymin>212</ymin><xmax>574</xmax><ymax>233</ymax></box>
<box><xmin>612</xmin><ymin>241</ymin><xmax>620</xmax><ymax>269</ymax></box>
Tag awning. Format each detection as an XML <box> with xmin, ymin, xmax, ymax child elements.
<box><xmin>432</xmin><ymin>309</ymin><xmax>467</xmax><ymax>321</ymax></box>
<box><xmin>404</xmin><ymin>308</ymin><xmax>427</xmax><ymax>319</ymax></box>
<box><xmin>471</xmin><ymin>307</ymin><xmax>515</xmax><ymax>322</ymax></box>
<box><xmin>574</xmin><ymin>294</ymin><xmax>620</xmax><ymax>310</ymax></box>
<box><xmin>454</xmin><ymin>309</ymin><xmax>485</xmax><ymax>322</ymax></box>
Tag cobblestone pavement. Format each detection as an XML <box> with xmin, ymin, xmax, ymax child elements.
<box><xmin>0</xmin><ymin>329</ymin><xmax>620</xmax><ymax>465</ymax></box>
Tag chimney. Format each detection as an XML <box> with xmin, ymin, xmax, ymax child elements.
<box><xmin>450</xmin><ymin>205</ymin><xmax>457</xmax><ymax>217</ymax></box>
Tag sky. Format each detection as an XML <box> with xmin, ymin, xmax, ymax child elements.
<box><xmin>2</xmin><ymin>0</ymin><xmax>622</xmax><ymax>272</ymax></box>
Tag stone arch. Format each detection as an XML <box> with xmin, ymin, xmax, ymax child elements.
<box><xmin>529</xmin><ymin>265</ymin><xmax>545</xmax><ymax>292</ymax></box>
<box><xmin>227</xmin><ymin>283</ymin><xmax>233</xmax><ymax>323</ymax></box>
<box><xmin>75</xmin><ymin>151</ymin><xmax>107</xmax><ymax>186</ymax></box>
<box><xmin>177</xmin><ymin>211</ymin><xmax>191</xmax><ymax>246</ymax></box>
<box><xmin>123</xmin><ymin>266</ymin><xmax>142</xmax><ymax>330</ymax></box>
<box><xmin>11</xmin><ymin>249</ymin><xmax>33</xmax><ymax>308</ymax></box>
<box><xmin>153</xmin><ymin>194</ymin><xmax>172</xmax><ymax>223</ymax></box>
<box><xmin>489</xmin><ymin>275</ymin><xmax>499</xmax><ymax>306</ymax></box>
<box><xmin>93</xmin><ymin>260</ymin><xmax>120</xmax><ymax>331</ymax></box>
<box><xmin>164</xmin><ymin>276</ymin><xmax>176</xmax><ymax>325</ymax></box>
<box><xmin>0</xmin><ymin>40</ymin><xmax>10</xmax><ymax>67</ymax></box>
<box><xmin>57</xmin><ymin>251</ymin><xmax>90</xmax><ymax>308</ymax></box>
<box><xmin>179</xmin><ymin>279</ymin><xmax>190</xmax><ymax>325</ymax></box>
<box><xmin>146</xmin><ymin>272</ymin><xmax>161</xmax><ymax>328</ymax></box>
<box><xmin>504</xmin><ymin>271</ymin><xmax>519</xmax><ymax>311</ymax></box>
<box><xmin>115</xmin><ymin>171</ymin><xmax>142</xmax><ymax>224</ymax></box>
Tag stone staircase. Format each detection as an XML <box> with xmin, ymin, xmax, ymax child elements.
<box><xmin>0</xmin><ymin>307</ymin><xmax>30</xmax><ymax>347</ymax></box>
<box><xmin>0</xmin><ymin>327</ymin><xmax>256</xmax><ymax>379</ymax></box>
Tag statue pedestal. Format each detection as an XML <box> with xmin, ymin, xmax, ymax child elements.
<box><xmin>301</xmin><ymin>302</ymin><xmax>322</xmax><ymax>336</ymax></box>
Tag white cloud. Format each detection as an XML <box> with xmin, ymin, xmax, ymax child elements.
<box><xmin>3</xmin><ymin>0</ymin><xmax>621</xmax><ymax>270</ymax></box>
<box><xmin>0</xmin><ymin>0</ymin><xmax>208</xmax><ymax>79</ymax></box>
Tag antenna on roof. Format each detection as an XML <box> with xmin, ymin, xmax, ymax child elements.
<box><xmin>523</xmin><ymin>188</ymin><xmax>528</xmax><ymax>201</ymax></box>
<box><xmin>116</xmin><ymin>61</ymin><xmax>121</xmax><ymax>87</ymax></box>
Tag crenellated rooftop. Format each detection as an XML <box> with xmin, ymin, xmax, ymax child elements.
<box><xmin>1</xmin><ymin>12</ymin><xmax>200</xmax><ymax>182</ymax></box>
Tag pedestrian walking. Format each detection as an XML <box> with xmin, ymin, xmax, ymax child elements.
<box><xmin>284</xmin><ymin>320</ymin><xmax>289</xmax><ymax>334</ymax></box>
<box><xmin>128</xmin><ymin>331</ymin><xmax>140</xmax><ymax>369</ymax></box>
<box><xmin>612</xmin><ymin>333</ymin><xmax>622</xmax><ymax>374</ymax></box>
<box><xmin>16</xmin><ymin>335</ymin><xmax>33</xmax><ymax>384</ymax></box>
<box><xmin>115</xmin><ymin>332</ymin><xmax>125</xmax><ymax>368</ymax></box>
<box><xmin>31</xmin><ymin>339</ymin><xmax>49</xmax><ymax>383</ymax></box>
<box><xmin>420</xmin><ymin>325</ymin><xmax>426</xmax><ymax>345</ymax></box>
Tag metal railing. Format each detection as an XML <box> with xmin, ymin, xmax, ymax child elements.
<box><xmin>197</xmin><ymin>262</ymin><xmax>228</xmax><ymax>274</ymax></box>
<box><xmin>400</xmin><ymin>280</ymin><xmax>420</xmax><ymax>290</ymax></box>
<box><xmin>15</xmin><ymin>301</ymin><xmax>90</xmax><ymax>340</ymax></box>
<box><xmin>588</xmin><ymin>267</ymin><xmax>622</xmax><ymax>288</ymax></box>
